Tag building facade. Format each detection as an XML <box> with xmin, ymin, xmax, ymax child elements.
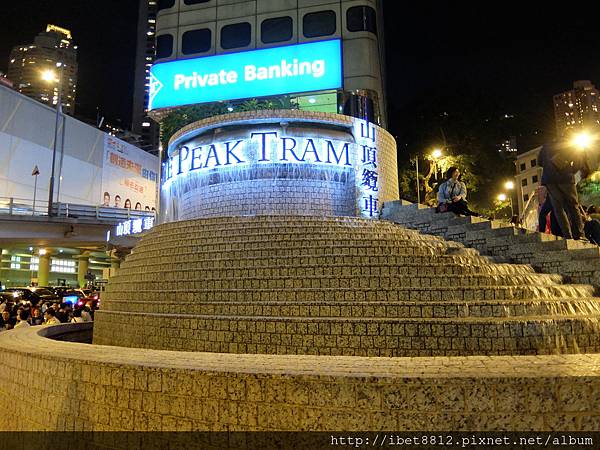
<box><xmin>0</xmin><ymin>84</ymin><xmax>158</xmax><ymax>287</ymax></box>
<box><xmin>7</xmin><ymin>24</ymin><xmax>77</xmax><ymax>115</ymax></box>
<box><xmin>131</xmin><ymin>0</ymin><xmax>161</xmax><ymax>154</ymax></box>
<box><xmin>553</xmin><ymin>80</ymin><xmax>600</xmax><ymax>137</ymax></box>
<box><xmin>152</xmin><ymin>0</ymin><xmax>387</xmax><ymax>127</ymax></box>
<box><xmin>514</xmin><ymin>146</ymin><xmax>542</xmax><ymax>215</ymax></box>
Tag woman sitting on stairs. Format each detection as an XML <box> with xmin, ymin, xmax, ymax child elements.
<box><xmin>436</xmin><ymin>167</ymin><xmax>479</xmax><ymax>217</ymax></box>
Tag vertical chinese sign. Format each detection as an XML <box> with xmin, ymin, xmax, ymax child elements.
<box><xmin>355</xmin><ymin>120</ymin><xmax>379</xmax><ymax>218</ymax></box>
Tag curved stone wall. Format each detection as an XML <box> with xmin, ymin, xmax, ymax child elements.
<box><xmin>1</xmin><ymin>324</ymin><xmax>599</xmax><ymax>435</ymax></box>
<box><xmin>94</xmin><ymin>215</ymin><xmax>600</xmax><ymax>355</ymax></box>
<box><xmin>160</xmin><ymin>110</ymin><xmax>399</xmax><ymax>222</ymax></box>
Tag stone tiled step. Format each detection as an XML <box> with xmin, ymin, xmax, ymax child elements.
<box><xmin>116</xmin><ymin>259</ymin><xmax>536</xmax><ymax>276</ymax></box>
<box><xmin>383</xmin><ymin>201</ymin><xmax>600</xmax><ymax>290</ymax></box>
<box><xmin>127</xmin><ymin>244</ymin><xmax>483</xmax><ymax>258</ymax></box>
<box><xmin>108</xmin><ymin>272</ymin><xmax>564</xmax><ymax>289</ymax></box>
<box><xmin>103</xmin><ymin>285</ymin><xmax>596</xmax><ymax>302</ymax></box>
<box><xmin>121</xmin><ymin>253</ymin><xmax>494</xmax><ymax>270</ymax></box>
<box><xmin>143</xmin><ymin>227</ymin><xmax>436</xmax><ymax>240</ymax></box>
<box><xmin>114</xmin><ymin>259</ymin><xmax>536</xmax><ymax>282</ymax></box>
<box><xmin>483</xmin><ymin>236</ymin><xmax>600</xmax><ymax>253</ymax></box>
<box><xmin>104</xmin><ymin>299</ymin><xmax>600</xmax><ymax>318</ymax></box>
<box><xmin>93</xmin><ymin>310</ymin><xmax>600</xmax><ymax>356</ymax></box>
<box><xmin>123</xmin><ymin>245</ymin><xmax>476</xmax><ymax>260</ymax></box>
<box><xmin>135</xmin><ymin>238</ymin><xmax>453</xmax><ymax>252</ymax></box>
<box><xmin>157</xmin><ymin>215</ymin><xmax>393</xmax><ymax>228</ymax></box>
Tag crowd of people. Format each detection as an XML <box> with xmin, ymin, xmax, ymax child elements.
<box><xmin>0</xmin><ymin>299</ymin><xmax>96</xmax><ymax>331</ymax></box>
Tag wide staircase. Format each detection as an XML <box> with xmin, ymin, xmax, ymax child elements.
<box><xmin>93</xmin><ymin>215</ymin><xmax>600</xmax><ymax>356</ymax></box>
<box><xmin>382</xmin><ymin>200</ymin><xmax>600</xmax><ymax>289</ymax></box>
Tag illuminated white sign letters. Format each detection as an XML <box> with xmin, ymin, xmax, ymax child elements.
<box><xmin>115</xmin><ymin>216</ymin><xmax>155</xmax><ymax>237</ymax></box>
<box><xmin>163</xmin><ymin>131</ymin><xmax>353</xmax><ymax>183</ymax></box>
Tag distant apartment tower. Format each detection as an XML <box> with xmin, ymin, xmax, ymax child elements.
<box><xmin>514</xmin><ymin>147</ymin><xmax>543</xmax><ymax>215</ymax></box>
<box><xmin>132</xmin><ymin>0</ymin><xmax>161</xmax><ymax>154</ymax></box>
<box><xmin>553</xmin><ymin>80</ymin><xmax>600</xmax><ymax>137</ymax></box>
<box><xmin>7</xmin><ymin>25</ymin><xmax>77</xmax><ymax>115</ymax></box>
<box><xmin>152</xmin><ymin>0</ymin><xmax>387</xmax><ymax>127</ymax></box>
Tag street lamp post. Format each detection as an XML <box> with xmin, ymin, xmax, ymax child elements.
<box><xmin>504</xmin><ymin>181</ymin><xmax>515</xmax><ymax>217</ymax></box>
<box><xmin>415</xmin><ymin>156</ymin><xmax>420</xmax><ymax>204</ymax></box>
<box><xmin>430</xmin><ymin>148</ymin><xmax>443</xmax><ymax>180</ymax></box>
<box><xmin>43</xmin><ymin>62</ymin><xmax>64</xmax><ymax>217</ymax></box>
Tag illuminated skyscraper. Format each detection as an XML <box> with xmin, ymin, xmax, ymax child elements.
<box><xmin>553</xmin><ymin>80</ymin><xmax>600</xmax><ymax>137</ymax></box>
<box><xmin>132</xmin><ymin>0</ymin><xmax>161</xmax><ymax>154</ymax></box>
<box><xmin>7</xmin><ymin>24</ymin><xmax>77</xmax><ymax>115</ymax></box>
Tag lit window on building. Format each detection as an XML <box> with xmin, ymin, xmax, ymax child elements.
<box><xmin>30</xmin><ymin>257</ymin><xmax>39</xmax><ymax>271</ymax></box>
<box><xmin>10</xmin><ymin>256</ymin><xmax>21</xmax><ymax>270</ymax></box>
<box><xmin>51</xmin><ymin>259</ymin><xmax>76</xmax><ymax>274</ymax></box>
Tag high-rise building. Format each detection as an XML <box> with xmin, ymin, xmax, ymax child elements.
<box><xmin>131</xmin><ymin>0</ymin><xmax>161</xmax><ymax>154</ymax></box>
<box><xmin>553</xmin><ymin>80</ymin><xmax>600</xmax><ymax>137</ymax></box>
<box><xmin>7</xmin><ymin>24</ymin><xmax>77</xmax><ymax>115</ymax></box>
<box><xmin>151</xmin><ymin>0</ymin><xmax>387</xmax><ymax>127</ymax></box>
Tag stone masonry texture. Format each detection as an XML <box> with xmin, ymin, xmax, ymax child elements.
<box><xmin>93</xmin><ymin>215</ymin><xmax>600</xmax><ymax>356</ymax></box>
<box><xmin>1</xmin><ymin>324</ymin><xmax>600</xmax><ymax>434</ymax></box>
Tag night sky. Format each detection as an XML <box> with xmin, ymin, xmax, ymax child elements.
<box><xmin>1</xmin><ymin>1</ymin><xmax>599</xmax><ymax>145</ymax></box>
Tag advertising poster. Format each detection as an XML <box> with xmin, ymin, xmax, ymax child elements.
<box><xmin>100</xmin><ymin>135</ymin><xmax>158</xmax><ymax>211</ymax></box>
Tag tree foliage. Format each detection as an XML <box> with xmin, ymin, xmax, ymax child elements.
<box><xmin>159</xmin><ymin>97</ymin><xmax>299</xmax><ymax>148</ymax></box>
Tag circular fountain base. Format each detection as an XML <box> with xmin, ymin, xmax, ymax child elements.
<box><xmin>1</xmin><ymin>324</ymin><xmax>599</xmax><ymax>436</ymax></box>
<box><xmin>94</xmin><ymin>216</ymin><xmax>600</xmax><ymax>356</ymax></box>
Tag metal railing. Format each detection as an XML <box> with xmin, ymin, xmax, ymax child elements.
<box><xmin>0</xmin><ymin>197</ymin><xmax>155</xmax><ymax>224</ymax></box>
<box><xmin>0</xmin><ymin>197</ymin><xmax>48</xmax><ymax>217</ymax></box>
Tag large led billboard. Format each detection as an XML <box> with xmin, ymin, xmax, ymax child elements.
<box><xmin>148</xmin><ymin>39</ymin><xmax>343</xmax><ymax>111</ymax></box>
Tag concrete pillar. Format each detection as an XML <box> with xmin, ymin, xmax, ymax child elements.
<box><xmin>106</xmin><ymin>249</ymin><xmax>125</xmax><ymax>278</ymax></box>
<box><xmin>38</xmin><ymin>252</ymin><xmax>51</xmax><ymax>287</ymax></box>
<box><xmin>77</xmin><ymin>253</ymin><xmax>90</xmax><ymax>288</ymax></box>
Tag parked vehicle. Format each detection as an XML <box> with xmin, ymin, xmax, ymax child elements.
<box><xmin>57</xmin><ymin>289</ymin><xmax>100</xmax><ymax>307</ymax></box>
<box><xmin>0</xmin><ymin>287</ymin><xmax>60</xmax><ymax>305</ymax></box>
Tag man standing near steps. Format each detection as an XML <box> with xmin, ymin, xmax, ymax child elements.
<box><xmin>538</xmin><ymin>141</ymin><xmax>590</xmax><ymax>240</ymax></box>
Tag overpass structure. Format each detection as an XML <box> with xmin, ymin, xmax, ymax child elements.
<box><xmin>0</xmin><ymin>197</ymin><xmax>152</xmax><ymax>287</ymax></box>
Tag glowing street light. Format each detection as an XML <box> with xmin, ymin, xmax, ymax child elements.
<box><xmin>504</xmin><ymin>181</ymin><xmax>515</xmax><ymax>190</ymax></box>
<box><xmin>41</xmin><ymin>69</ymin><xmax>57</xmax><ymax>82</ymax></box>
<box><xmin>571</xmin><ymin>131</ymin><xmax>594</xmax><ymax>150</ymax></box>
<box><xmin>497</xmin><ymin>191</ymin><xmax>514</xmax><ymax>217</ymax></box>
<box><xmin>431</xmin><ymin>148</ymin><xmax>443</xmax><ymax>159</ymax></box>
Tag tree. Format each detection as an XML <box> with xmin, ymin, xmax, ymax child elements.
<box><xmin>159</xmin><ymin>97</ymin><xmax>299</xmax><ymax>148</ymax></box>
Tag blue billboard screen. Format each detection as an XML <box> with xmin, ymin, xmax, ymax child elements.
<box><xmin>148</xmin><ymin>39</ymin><xmax>343</xmax><ymax>110</ymax></box>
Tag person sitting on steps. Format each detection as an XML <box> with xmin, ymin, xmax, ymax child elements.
<box><xmin>436</xmin><ymin>167</ymin><xmax>479</xmax><ymax>216</ymax></box>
